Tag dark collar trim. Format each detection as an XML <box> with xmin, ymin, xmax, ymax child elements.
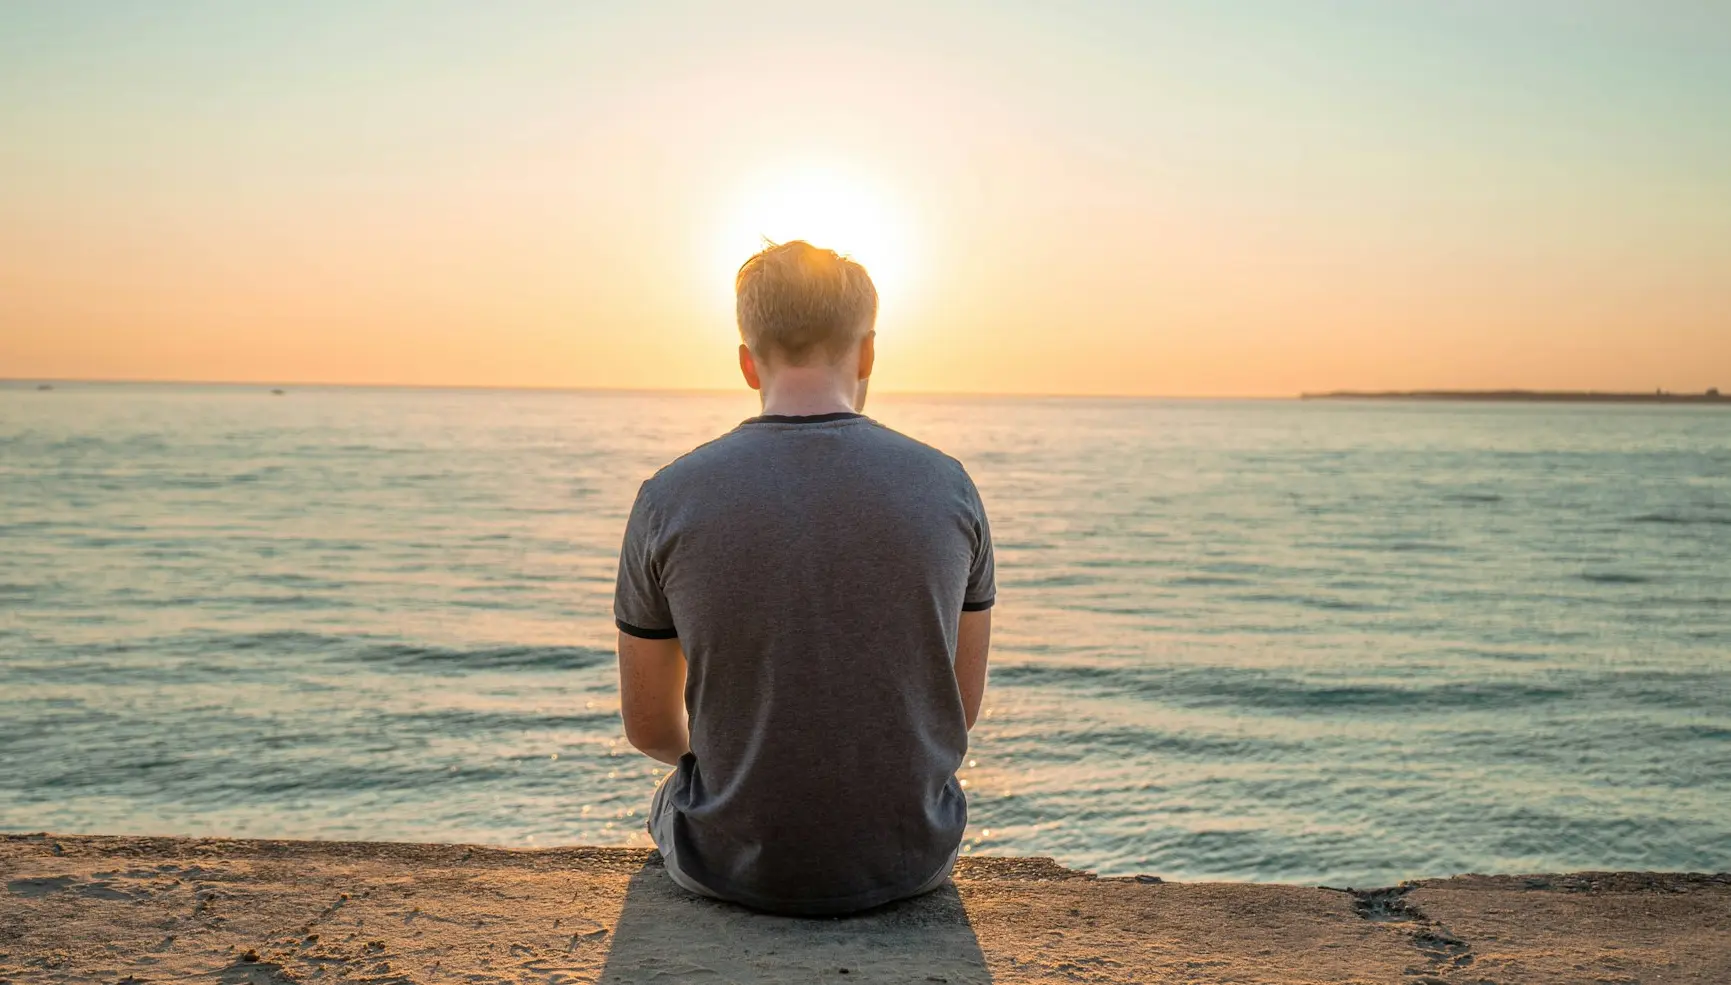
<box><xmin>743</xmin><ymin>412</ymin><xmax>866</xmax><ymax>425</ymax></box>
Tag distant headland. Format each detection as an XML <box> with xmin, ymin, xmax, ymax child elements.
<box><xmin>1303</xmin><ymin>388</ymin><xmax>1725</xmax><ymax>404</ymax></box>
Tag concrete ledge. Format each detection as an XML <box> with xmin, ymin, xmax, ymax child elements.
<box><xmin>3</xmin><ymin>834</ymin><xmax>1727</xmax><ymax>983</ymax></box>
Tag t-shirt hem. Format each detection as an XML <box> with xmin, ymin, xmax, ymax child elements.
<box><xmin>961</xmin><ymin>597</ymin><xmax>995</xmax><ymax>612</ymax></box>
<box><xmin>690</xmin><ymin>860</ymin><xmax>955</xmax><ymax>917</ymax></box>
<box><xmin>616</xmin><ymin>618</ymin><xmax>678</xmax><ymax>639</ymax></box>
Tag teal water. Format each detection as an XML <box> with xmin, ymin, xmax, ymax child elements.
<box><xmin>2</xmin><ymin>383</ymin><xmax>1727</xmax><ymax>884</ymax></box>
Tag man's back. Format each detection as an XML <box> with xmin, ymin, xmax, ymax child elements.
<box><xmin>615</xmin><ymin>411</ymin><xmax>995</xmax><ymax>914</ymax></box>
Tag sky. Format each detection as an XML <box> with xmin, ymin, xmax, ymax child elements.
<box><xmin>2</xmin><ymin>1</ymin><xmax>1728</xmax><ymax>397</ymax></box>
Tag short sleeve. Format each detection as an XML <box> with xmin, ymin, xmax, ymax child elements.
<box><xmin>614</xmin><ymin>482</ymin><xmax>677</xmax><ymax>639</ymax></box>
<box><xmin>962</xmin><ymin>477</ymin><xmax>996</xmax><ymax>612</ymax></box>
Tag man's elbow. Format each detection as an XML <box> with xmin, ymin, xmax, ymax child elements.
<box><xmin>622</xmin><ymin>725</ymin><xmax>662</xmax><ymax>758</ymax></box>
<box><xmin>622</xmin><ymin>718</ymin><xmax>687</xmax><ymax>765</ymax></box>
<box><xmin>621</xmin><ymin>718</ymin><xmax>661</xmax><ymax>754</ymax></box>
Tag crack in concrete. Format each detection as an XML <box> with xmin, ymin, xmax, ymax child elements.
<box><xmin>1333</xmin><ymin>884</ymin><xmax>1484</xmax><ymax>984</ymax></box>
<box><xmin>1346</xmin><ymin>885</ymin><xmax>1426</xmax><ymax>923</ymax></box>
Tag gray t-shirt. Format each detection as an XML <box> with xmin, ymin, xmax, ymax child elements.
<box><xmin>614</xmin><ymin>411</ymin><xmax>995</xmax><ymax>914</ymax></box>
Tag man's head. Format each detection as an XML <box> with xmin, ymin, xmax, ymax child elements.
<box><xmin>735</xmin><ymin>241</ymin><xmax>877</xmax><ymax>407</ymax></box>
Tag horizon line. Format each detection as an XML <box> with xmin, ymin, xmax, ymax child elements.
<box><xmin>12</xmin><ymin>377</ymin><xmax>1720</xmax><ymax>403</ymax></box>
<box><xmin>2</xmin><ymin>376</ymin><xmax>1298</xmax><ymax>402</ymax></box>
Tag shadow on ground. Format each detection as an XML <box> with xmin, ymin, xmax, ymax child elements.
<box><xmin>598</xmin><ymin>860</ymin><xmax>992</xmax><ymax>984</ymax></box>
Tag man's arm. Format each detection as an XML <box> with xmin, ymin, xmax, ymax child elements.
<box><xmin>617</xmin><ymin>632</ymin><xmax>690</xmax><ymax>765</ymax></box>
<box><xmin>956</xmin><ymin>609</ymin><xmax>992</xmax><ymax>730</ymax></box>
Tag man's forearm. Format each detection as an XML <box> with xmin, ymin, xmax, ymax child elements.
<box><xmin>955</xmin><ymin>609</ymin><xmax>992</xmax><ymax>730</ymax></box>
<box><xmin>617</xmin><ymin>631</ymin><xmax>691</xmax><ymax>765</ymax></box>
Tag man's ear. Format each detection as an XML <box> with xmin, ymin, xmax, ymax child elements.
<box><xmin>857</xmin><ymin>331</ymin><xmax>876</xmax><ymax>381</ymax></box>
<box><xmin>738</xmin><ymin>343</ymin><xmax>763</xmax><ymax>391</ymax></box>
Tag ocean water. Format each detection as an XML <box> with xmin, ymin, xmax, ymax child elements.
<box><xmin>2</xmin><ymin>382</ymin><xmax>1728</xmax><ymax>886</ymax></box>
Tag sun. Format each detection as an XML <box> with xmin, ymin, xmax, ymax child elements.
<box><xmin>712</xmin><ymin>166</ymin><xmax>915</xmax><ymax>315</ymax></box>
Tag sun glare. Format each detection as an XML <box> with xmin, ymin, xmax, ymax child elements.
<box><xmin>713</xmin><ymin>167</ymin><xmax>915</xmax><ymax>316</ymax></box>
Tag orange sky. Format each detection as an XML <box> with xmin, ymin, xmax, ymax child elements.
<box><xmin>3</xmin><ymin>3</ymin><xmax>1728</xmax><ymax>396</ymax></box>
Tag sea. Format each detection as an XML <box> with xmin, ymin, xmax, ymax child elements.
<box><xmin>2</xmin><ymin>382</ymin><xmax>1727</xmax><ymax>886</ymax></box>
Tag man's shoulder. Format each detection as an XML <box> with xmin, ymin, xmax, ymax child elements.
<box><xmin>636</xmin><ymin>429</ymin><xmax>743</xmax><ymax>498</ymax></box>
<box><xmin>858</xmin><ymin>421</ymin><xmax>972</xmax><ymax>478</ymax></box>
<box><xmin>642</xmin><ymin>418</ymin><xmax>972</xmax><ymax>493</ymax></box>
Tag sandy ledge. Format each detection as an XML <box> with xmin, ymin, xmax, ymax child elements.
<box><xmin>2</xmin><ymin>834</ymin><xmax>1726</xmax><ymax>984</ymax></box>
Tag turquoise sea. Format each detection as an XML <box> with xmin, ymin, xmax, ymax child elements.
<box><xmin>2</xmin><ymin>383</ymin><xmax>1727</xmax><ymax>885</ymax></box>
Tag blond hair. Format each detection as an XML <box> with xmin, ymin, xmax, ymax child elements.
<box><xmin>735</xmin><ymin>240</ymin><xmax>878</xmax><ymax>365</ymax></box>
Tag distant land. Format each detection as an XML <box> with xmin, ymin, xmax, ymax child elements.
<box><xmin>1303</xmin><ymin>389</ymin><xmax>1726</xmax><ymax>404</ymax></box>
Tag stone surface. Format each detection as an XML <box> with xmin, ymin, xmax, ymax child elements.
<box><xmin>2</xmin><ymin>834</ymin><xmax>1726</xmax><ymax>983</ymax></box>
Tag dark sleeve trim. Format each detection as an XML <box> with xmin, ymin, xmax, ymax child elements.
<box><xmin>616</xmin><ymin>619</ymin><xmax>678</xmax><ymax>640</ymax></box>
<box><xmin>961</xmin><ymin>597</ymin><xmax>995</xmax><ymax>612</ymax></box>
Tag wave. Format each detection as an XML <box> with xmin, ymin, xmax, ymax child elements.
<box><xmin>386</xmin><ymin>709</ymin><xmax>618</xmax><ymax>732</ymax></box>
<box><xmin>1168</xmin><ymin>575</ymin><xmax>1251</xmax><ymax>587</ymax></box>
<box><xmin>197</xmin><ymin>630</ymin><xmax>614</xmax><ymax>672</ymax></box>
<box><xmin>988</xmin><ymin>723</ymin><xmax>1294</xmax><ymax>762</ymax></box>
<box><xmin>1229</xmin><ymin>592</ymin><xmax>1393</xmax><ymax>612</ymax></box>
<box><xmin>1629</xmin><ymin>512</ymin><xmax>1731</xmax><ymax>527</ymax></box>
<box><xmin>348</xmin><ymin>642</ymin><xmax>613</xmax><ymax>673</ymax></box>
<box><xmin>8</xmin><ymin>630</ymin><xmax>614</xmax><ymax>677</ymax></box>
<box><xmin>1579</xmin><ymin>572</ymin><xmax>1650</xmax><ymax>585</ymax></box>
<box><xmin>16</xmin><ymin>754</ymin><xmax>516</xmax><ymax>797</ymax></box>
<box><xmin>1002</xmin><ymin>572</ymin><xmax>1100</xmax><ymax>589</ymax></box>
<box><xmin>989</xmin><ymin>662</ymin><xmax>1569</xmax><ymax>713</ymax></box>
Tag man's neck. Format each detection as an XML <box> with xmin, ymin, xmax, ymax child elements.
<box><xmin>758</xmin><ymin>370</ymin><xmax>860</xmax><ymax>417</ymax></box>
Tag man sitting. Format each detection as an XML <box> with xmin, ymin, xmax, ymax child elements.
<box><xmin>613</xmin><ymin>240</ymin><xmax>996</xmax><ymax>915</ymax></box>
